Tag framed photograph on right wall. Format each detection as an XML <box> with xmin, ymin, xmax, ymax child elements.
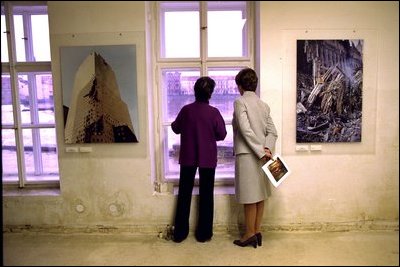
<box><xmin>262</xmin><ymin>155</ymin><xmax>291</xmax><ymax>188</ymax></box>
<box><xmin>296</xmin><ymin>39</ymin><xmax>364</xmax><ymax>143</ymax></box>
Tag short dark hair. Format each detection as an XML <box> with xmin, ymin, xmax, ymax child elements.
<box><xmin>235</xmin><ymin>68</ymin><xmax>258</xmax><ymax>92</ymax></box>
<box><xmin>194</xmin><ymin>76</ymin><xmax>216</xmax><ymax>102</ymax></box>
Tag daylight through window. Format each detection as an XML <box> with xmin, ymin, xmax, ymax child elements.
<box><xmin>154</xmin><ymin>1</ymin><xmax>254</xmax><ymax>185</ymax></box>
<box><xmin>1</xmin><ymin>2</ymin><xmax>59</xmax><ymax>188</ymax></box>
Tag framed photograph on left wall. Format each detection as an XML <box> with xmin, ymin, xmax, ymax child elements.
<box><xmin>60</xmin><ymin>45</ymin><xmax>139</xmax><ymax>144</ymax></box>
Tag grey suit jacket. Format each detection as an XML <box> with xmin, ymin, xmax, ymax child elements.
<box><xmin>232</xmin><ymin>91</ymin><xmax>278</xmax><ymax>159</ymax></box>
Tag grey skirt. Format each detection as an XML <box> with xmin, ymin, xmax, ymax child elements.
<box><xmin>234</xmin><ymin>153</ymin><xmax>271</xmax><ymax>204</ymax></box>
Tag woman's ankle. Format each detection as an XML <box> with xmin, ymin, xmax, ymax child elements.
<box><xmin>242</xmin><ymin>232</ymin><xmax>256</xmax><ymax>240</ymax></box>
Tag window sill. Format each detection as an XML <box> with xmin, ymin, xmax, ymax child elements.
<box><xmin>3</xmin><ymin>187</ymin><xmax>61</xmax><ymax>197</ymax></box>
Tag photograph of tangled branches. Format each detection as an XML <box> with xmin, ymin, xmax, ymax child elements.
<box><xmin>296</xmin><ymin>39</ymin><xmax>363</xmax><ymax>143</ymax></box>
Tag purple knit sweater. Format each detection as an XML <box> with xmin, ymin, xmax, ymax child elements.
<box><xmin>171</xmin><ymin>101</ymin><xmax>227</xmax><ymax>168</ymax></box>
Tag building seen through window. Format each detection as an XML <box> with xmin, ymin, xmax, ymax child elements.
<box><xmin>162</xmin><ymin>70</ymin><xmax>241</xmax><ymax>180</ymax></box>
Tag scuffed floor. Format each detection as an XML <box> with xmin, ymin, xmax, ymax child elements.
<box><xmin>3</xmin><ymin>230</ymin><xmax>399</xmax><ymax>266</ymax></box>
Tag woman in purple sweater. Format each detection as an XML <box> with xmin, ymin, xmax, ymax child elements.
<box><xmin>172</xmin><ymin>76</ymin><xmax>227</xmax><ymax>243</ymax></box>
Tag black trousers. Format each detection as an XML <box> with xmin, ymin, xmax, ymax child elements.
<box><xmin>173</xmin><ymin>166</ymin><xmax>216</xmax><ymax>242</ymax></box>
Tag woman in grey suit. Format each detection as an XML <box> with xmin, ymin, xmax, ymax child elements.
<box><xmin>232</xmin><ymin>68</ymin><xmax>278</xmax><ymax>248</ymax></box>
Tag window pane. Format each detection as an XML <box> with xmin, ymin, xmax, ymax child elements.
<box><xmin>18</xmin><ymin>73</ymin><xmax>55</xmax><ymax>124</ymax></box>
<box><xmin>207</xmin><ymin>1</ymin><xmax>248</xmax><ymax>57</ymax></box>
<box><xmin>208</xmin><ymin>68</ymin><xmax>241</xmax><ymax>118</ymax></box>
<box><xmin>216</xmin><ymin>125</ymin><xmax>234</xmax><ymax>177</ymax></box>
<box><xmin>208</xmin><ymin>68</ymin><xmax>241</xmax><ymax>177</ymax></box>
<box><xmin>2</xmin><ymin>129</ymin><xmax>19</xmax><ymax>182</ymax></box>
<box><xmin>2</xmin><ymin>74</ymin><xmax>14</xmax><ymax>125</ymax></box>
<box><xmin>36</xmin><ymin>74</ymin><xmax>55</xmax><ymax>123</ymax></box>
<box><xmin>161</xmin><ymin>68</ymin><xmax>238</xmax><ymax>179</ymax></box>
<box><xmin>31</xmin><ymin>15</ymin><xmax>50</xmax><ymax>61</ymax></box>
<box><xmin>1</xmin><ymin>15</ymin><xmax>9</xmax><ymax>62</ymax></box>
<box><xmin>22</xmin><ymin>128</ymin><xmax>37</xmax><ymax>175</ymax></box>
<box><xmin>13</xmin><ymin>15</ymin><xmax>26</xmax><ymax>62</ymax></box>
<box><xmin>162</xmin><ymin>69</ymin><xmax>200</xmax><ymax>180</ymax></box>
<box><xmin>23</xmin><ymin>128</ymin><xmax>59</xmax><ymax>181</ymax></box>
<box><xmin>164</xmin><ymin>126</ymin><xmax>180</xmax><ymax>179</ymax></box>
<box><xmin>13</xmin><ymin>9</ymin><xmax>50</xmax><ymax>62</ymax></box>
<box><xmin>160</xmin><ymin>2</ymin><xmax>200</xmax><ymax>58</ymax></box>
<box><xmin>161</xmin><ymin>69</ymin><xmax>200</xmax><ymax>122</ymax></box>
<box><xmin>40</xmin><ymin>128</ymin><xmax>59</xmax><ymax>177</ymax></box>
<box><xmin>18</xmin><ymin>74</ymin><xmax>31</xmax><ymax>124</ymax></box>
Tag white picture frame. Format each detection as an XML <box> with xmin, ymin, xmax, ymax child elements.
<box><xmin>262</xmin><ymin>155</ymin><xmax>291</xmax><ymax>188</ymax></box>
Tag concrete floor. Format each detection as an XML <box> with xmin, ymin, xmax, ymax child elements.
<box><xmin>3</xmin><ymin>230</ymin><xmax>399</xmax><ymax>266</ymax></box>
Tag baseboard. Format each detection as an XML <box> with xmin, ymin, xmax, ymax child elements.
<box><xmin>3</xmin><ymin>220</ymin><xmax>398</xmax><ymax>235</ymax></box>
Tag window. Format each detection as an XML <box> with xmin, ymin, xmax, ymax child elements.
<box><xmin>1</xmin><ymin>2</ymin><xmax>59</xmax><ymax>188</ymax></box>
<box><xmin>151</xmin><ymin>1</ymin><xmax>255</xmax><ymax>185</ymax></box>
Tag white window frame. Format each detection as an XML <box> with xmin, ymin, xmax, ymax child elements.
<box><xmin>148</xmin><ymin>1</ymin><xmax>255</xmax><ymax>188</ymax></box>
<box><xmin>1</xmin><ymin>1</ymin><xmax>59</xmax><ymax>189</ymax></box>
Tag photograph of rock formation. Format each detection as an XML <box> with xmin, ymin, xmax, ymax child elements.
<box><xmin>296</xmin><ymin>39</ymin><xmax>363</xmax><ymax>143</ymax></box>
<box><xmin>61</xmin><ymin>46</ymin><xmax>139</xmax><ymax>144</ymax></box>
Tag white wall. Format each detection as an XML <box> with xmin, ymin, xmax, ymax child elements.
<box><xmin>3</xmin><ymin>1</ymin><xmax>398</xmax><ymax>233</ymax></box>
<box><xmin>259</xmin><ymin>1</ymin><xmax>398</xmax><ymax>228</ymax></box>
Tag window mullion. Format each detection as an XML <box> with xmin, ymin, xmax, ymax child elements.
<box><xmin>24</xmin><ymin>10</ymin><xmax>44</xmax><ymax>176</ymax></box>
<box><xmin>4</xmin><ymin>2</ymin><xmax>26</xmax><ymax>187</ymax></box>
<box><xmin>156</xmin><ymin>1</ymin><xmax>164</xmax><ymax>60</ymax></box>
<box><xmin>247</xmin><ymin>1</ymin><xmax>254</xmax><ymax>64</ymax></box>
<box><xmin>200</xmin><ymin>1</ymin><xmax>207</xmax><ymax>75</ymax></box>
<box><xmin>22</xmin><ymin>13</ymin><xmax>34</xmax><ymax>61</ymax></box>
<box><xmin>27</xmin><ymin>72</ymin><xmax>44</xmax><ymax>175</ymax></box>
<box><xmin>14</xmin><ymin>61</ymin><xmax>52</xmax><ymax>72</ymax></box>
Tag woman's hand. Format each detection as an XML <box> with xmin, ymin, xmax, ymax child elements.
<box><xmin>261</xmin><ymin>147</ymin><xmax>273</xmax><ymax>162</ymax></box>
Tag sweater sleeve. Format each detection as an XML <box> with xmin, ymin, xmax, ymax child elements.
<box><xmin>171</xmin><ymin>109</ymin><xmax>183</xmax><ymax>134</ymax></box>
<box><xmin>214</xmin><ymin>110</ymin><xmax>227</xmax><ymax>141</ymax></box>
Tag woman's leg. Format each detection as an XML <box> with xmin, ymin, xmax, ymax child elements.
<box><xmin>196</xmin><ymin>167</ymin><xmax>216</xmax><ymax>242</ymax></box>
<box><xmin>255</xmin><ymin>200</ymin><xmax>265</xmax><ymax>234</ymax></box>
<box><xmin>242</xmin><ymin>203</ymin><xmax>257</xmax><ymax>241</ymax></box>
<box><xmin>173</xmin><ymin>166</ymin><xmax>197</xmax><ymax>242</ymax></box>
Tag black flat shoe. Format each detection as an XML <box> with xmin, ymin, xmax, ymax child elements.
<box><xmin>256</xmin><ymin>232</ymin><xmax>262</xmax><ymax>246</ymax></box>
<box><xmin>233</xmin><ymin>235</ymin><xmax>258</xmax><ymax>248</ymax></box>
